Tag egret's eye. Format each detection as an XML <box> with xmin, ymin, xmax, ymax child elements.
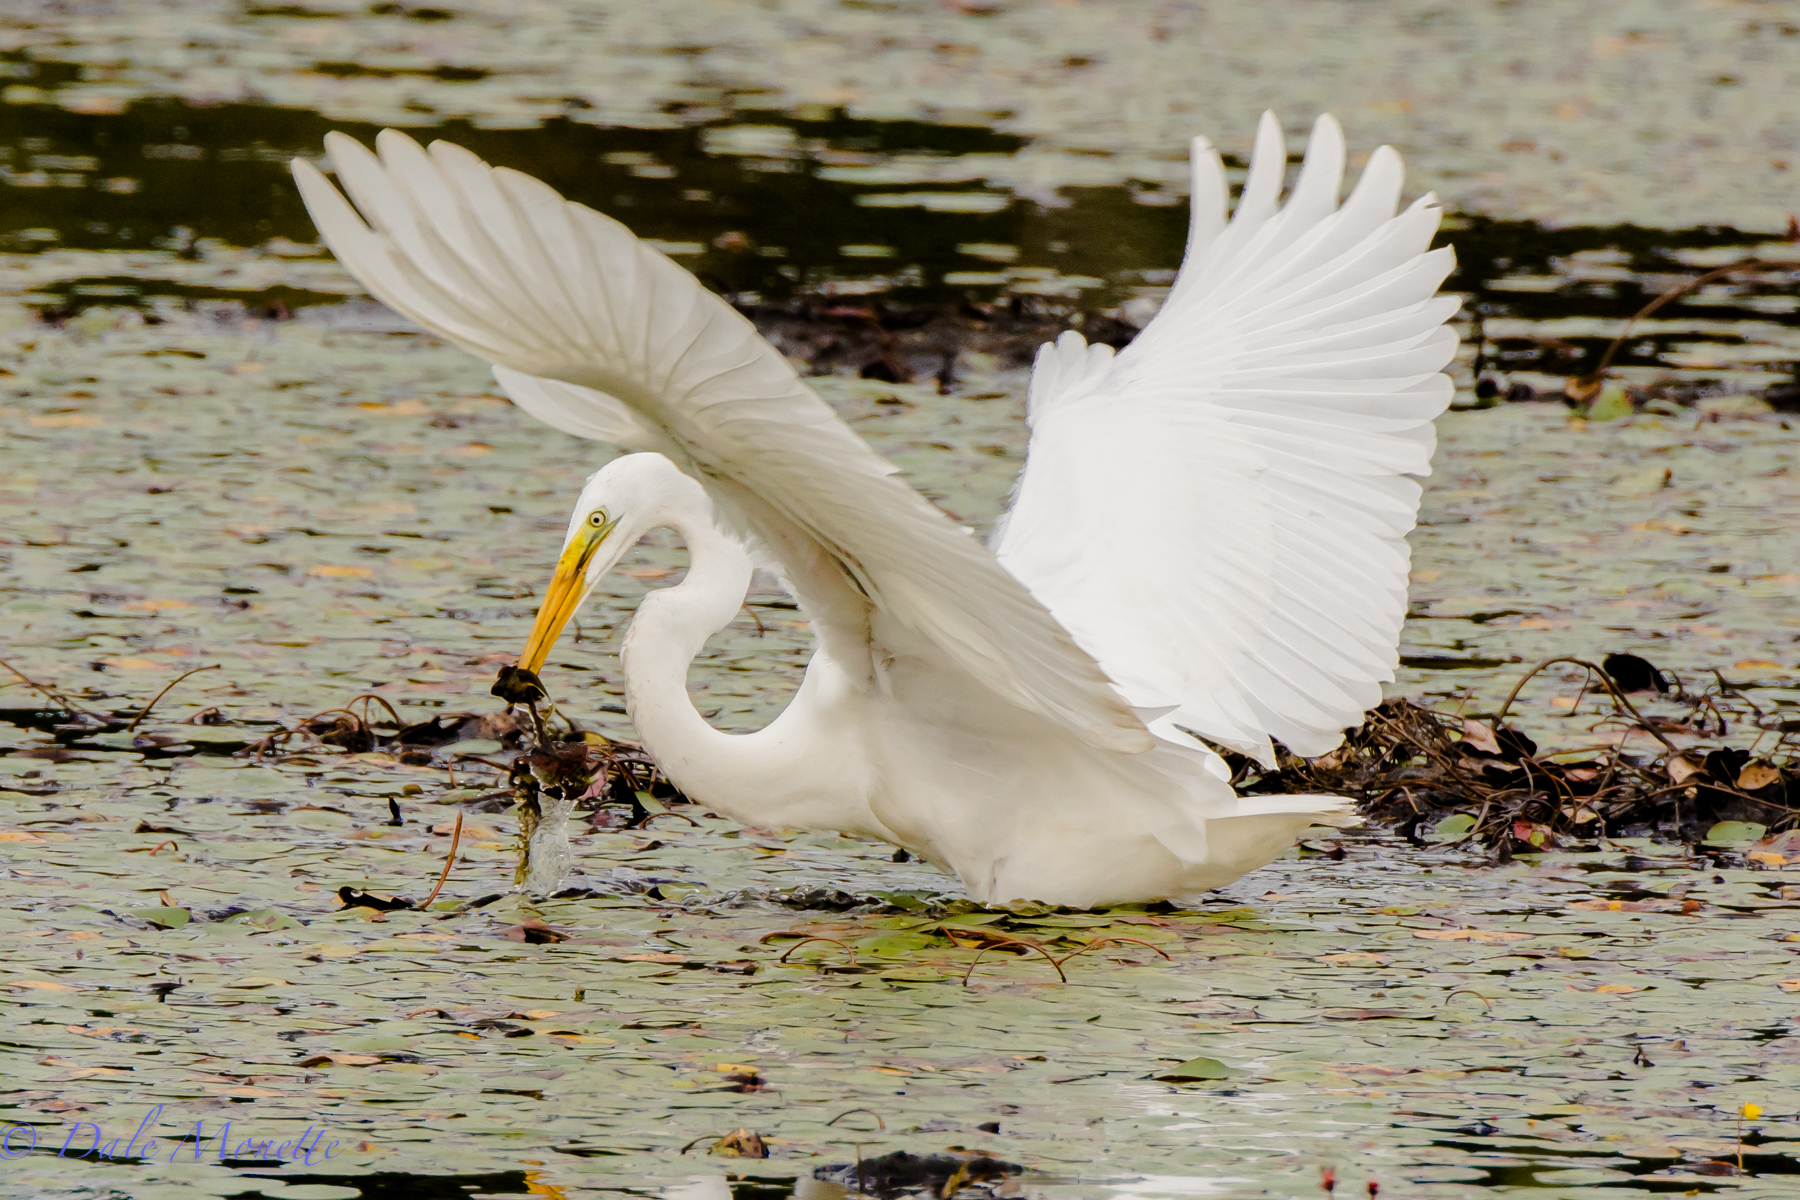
<box><xmin>587</xmin><ymin>509</ymin><xmax>608</xmax><ymax>529</ymax></box>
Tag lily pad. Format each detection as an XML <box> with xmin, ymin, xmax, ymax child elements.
<box><xmin>129</xmin><ymin>907</ymin><xmax>191</xmax><ymax>928</ymax></box>
<box><xmin>1586</xmin><ymin>383</ymin><xmax>1636</xmax><ymax>422</ymax></box>
<box><xmin>1431</xmin><ymin>813</ymin><xmax>1477</xmax><ymax>842</ymax></box>
<box><xmin>1705</xmin><ymin>821</ymin><xmax>1768</xmax><ymax>845</ymax></box>
<box><xmin>1155</xmin><ymin>1056</ymin><xmax>1231</xmax><ymax>1081</ymax></box>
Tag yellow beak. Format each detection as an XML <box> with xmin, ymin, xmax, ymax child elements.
<box><xmin>517</xmin><ymin>519</ymin><xmax>616</xmax><ymax>674</ymax></box>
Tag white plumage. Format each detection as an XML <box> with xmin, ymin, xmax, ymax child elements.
<box><xmin>998</xmin><ymin>114</ymin><xmax>1458</xmax><ymax>765</ymax></box>
<box><xmin>293</xmin><ymin>113</ymin><xmax>1458</xmax><ymax>907</ymax></box>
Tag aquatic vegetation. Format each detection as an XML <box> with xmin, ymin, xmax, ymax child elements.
<box><xmin>1</xmin><ymin>300</ymin><xmax>1796</xmax><ymax>1195</ymax></box>
<box><xmin>2</xmin><ymin>3</ymin><xmax>1799</xmax><ymax>1189</ymax></box>
<box><xmin>1238</xmin><ymin>658</ymin><xmax>1796</xmax><ymax>853</ymax></box>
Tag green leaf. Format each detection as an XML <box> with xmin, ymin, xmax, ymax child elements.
<box><xmin>1431</xmin><ymin>813</ymin><xmax>1477</xmax><ymax>842</ymax></box>
<box><xmin>1704</xmin><ymin>821</ymin><xmax>1766</xmax><ymax>845</ymax></box>
<box><xmin>1155</xmin><ymin>1056</ymin><xmax>1231</xmax><ymax>1081</ymax></box>
<box><xmin>224</xmin><ymin>907</ymin><xmax>302</xmax><ymax>931</ymax></box>
<box><xmin>1586</xmin><ymin>382</ymin><xmax>1635</xmax><ymax>421</ymax></box>
<box><xmin>855</xmin><ymin>932</ymin><xmax>940</xmax><ymax>955</ymax></box>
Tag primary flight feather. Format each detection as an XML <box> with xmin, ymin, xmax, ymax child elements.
<box><xmin>293</xmin><ymin>112</ymin><xmax>1458</xmax><ymax>907</ymax></box>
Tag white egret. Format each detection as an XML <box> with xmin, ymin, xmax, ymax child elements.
<box><xmin>292</xmin><ymin>112</ymin><xmax>1457</xmax><ymax>908</ymax></box>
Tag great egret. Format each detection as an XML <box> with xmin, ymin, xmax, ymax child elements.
<box><xmin>292</xmin><ymin>113</ymin><xmax>1457</xmax><ymax>907</ymax></box>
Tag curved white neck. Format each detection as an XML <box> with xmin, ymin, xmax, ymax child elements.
<box><xmin>610</xmin><ymin>476</ymin><xmax>875</xmax><ymax>836</ymax></box>
<box><xmin>616</xmin><ymin>512</ymin><xmax>757</xmax><ymax>802</ymax></box>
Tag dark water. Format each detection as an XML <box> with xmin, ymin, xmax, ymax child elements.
<box><xmin>3</xmin><ymin>86</ymin><xmax>1795</xmax><ymax>388</ymax></box>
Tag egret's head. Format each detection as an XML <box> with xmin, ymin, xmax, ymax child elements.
<box><xmin>512</xmin><ymin>453</ymin><xmax>700</xmax><ymax>679</ymax></box>
<box><xmin>515</xmin><ymin>498</ymin><xmax>620</xmax><ymax>678</ymax></box>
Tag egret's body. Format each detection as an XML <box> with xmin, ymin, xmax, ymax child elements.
<box><xmin>579</xmin><ymin>456</ymin><xmax>1346</xmax><ymax>906</ymax></box>
<box><xmin>294</xmin><ymin>113</ymin><xmax>1458</xmax><ymax>906</ymax></box>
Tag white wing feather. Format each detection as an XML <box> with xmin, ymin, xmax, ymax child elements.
<box><xmin>996</xmin><ymin>113</ymin><xmax>1459</xmax><ymax>766</ymax></box>
<box><xmin>292</xmin><ymin>131</ymin><xmax>1149</xmax><ymax>753</ymax></box>
<box><xmin>491</xmin><ymin>365</ymin><xmax>680</xmax><ymax>454</ymax></box>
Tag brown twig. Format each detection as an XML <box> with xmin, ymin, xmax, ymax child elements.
<box><xmin>0</xmin><ymin>657</ymin><xmax>96</xmax><ymax>716</ymax></box>
<box><xmin>961</xmin><ymin>934</ymin><xmax>1067</xmax><ymax>987</ymax></box>
<box><xmin>1053</xmin><ymin>936</ymin><xmax>1175</xmax><ymax>969</ymax></box>
<box><xmin>127</xmin><ymin>664</ymin><xmax>220</xmax><ymax>731</ymax></box>
<box><xmin>1568</xmin><ymin>258</ymin><xmax>1791</xmax><ymax>399</ymax></box>
<box><xmin>826</xmin><ymin>1108</ymin><xmax>886</xmax><ymax>1131</ymax></box>
<box><xmin>1491</xmin><ymin>657</ymin><xmax>1677</xmax><ymax>752</ymax></box>
<box><xmin>347</xmin><ymin>692</ymin><xmax>405</xmax><ymax>729</ymax></box>
<box><xmin>420</xmin><ymin>811</ymin><xmax>463</xmax><ymax>909</ymax></box>
<box><xmin>243</xmin><ymin>695</ymin><xmax>407</xmax><ymax>758</ymax></box>
<box><xmin>774</xmin><ymin>935</ymin><xmax>858</xmax><ymax>967</ymax></box>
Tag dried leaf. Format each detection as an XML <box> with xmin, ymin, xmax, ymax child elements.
<box><xmin>1737</xmin><ymin>762</ymin><xmax>1782</xmax><ymax>791</ymax></box>
<box><xmin>1459</xmin><ymin>718</ymin><xmax>1501</xmax><ymax>755</ymax></box>
<box><xmin>1571</xmin><ymin>899</ymin><xmax>1682</xmax><ymax>913</ymax></box>
<box><xmin>1512</xmin><ymin>820</ymin><xmax>1552</xmax><ymax>849</ymax></box>
<box><xmin>711</xmin><ymin>1128</ymin><xmax>767</xmax><ymax>1158</ymax></box>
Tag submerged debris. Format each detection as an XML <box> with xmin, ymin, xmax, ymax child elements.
<box><xmin>228</xmin><ymin>684</ymin><xmax>682</xmax><ymax>898</ymax></box>
<box><xmin>245</xmin><ymin>695</ymin><xmax>525</xmax><ymax>760</ymax></box>
<box><xmin>337</xmin><ymin>885</ymin><xmax>414</xmax><ymax>912</ymax></box>
<box><xmin>813</xmin><ymin>1150</ymin><xmax>1020</xmax><ymax>1198</ymax></box>
<box><xmin>707</xmin><ymin>1128</ymin><xmax>768</xmax><ymax>1159</ymax></box>
<box><xmin>1239</xmin><ymin>655</ymin><xmax>1797</xmax><ymax>853</ymax></box>
<box><xmin>744</xmin><ymin>296</ymin><xmax>1139</xmax><ymax>390</ymax></box>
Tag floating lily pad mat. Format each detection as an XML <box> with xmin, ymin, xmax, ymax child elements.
<box><xmin>0</xmin><ymin>303</ymin><xmax>1797</xmax><ymax>1198</ymax></box>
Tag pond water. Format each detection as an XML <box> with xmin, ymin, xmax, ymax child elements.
<box><xmin>2</xmin><ymin>3</ymin><xmax>1798</xmax><ymax>1198</ymax></box>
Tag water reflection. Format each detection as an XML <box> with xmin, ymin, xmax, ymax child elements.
<box><xmin>2</xmin><ymin>91</ymin><xmax>1797</xmax><ymax>396</ymax></box>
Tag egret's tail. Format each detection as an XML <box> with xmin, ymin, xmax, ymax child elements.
<box><xmin>1228</xmin><ymin>793</ymin><xmax>1362</xmax><ymax>825</ymax></box>
<box><xmin>1198</xmin><ymin>794</ymin><xmax>1361</xmax><ymax>878</ymax></box>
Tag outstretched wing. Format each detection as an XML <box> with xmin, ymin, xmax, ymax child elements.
<box><xmin>292</xmin><ymin>130</ymin><xmax>1149</xmax><ymax>754</ymax></box>
<box><xmin>995</xmin><ymin>113</ymin><xmax>1458</xmax><ymax>766</ymax></box>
